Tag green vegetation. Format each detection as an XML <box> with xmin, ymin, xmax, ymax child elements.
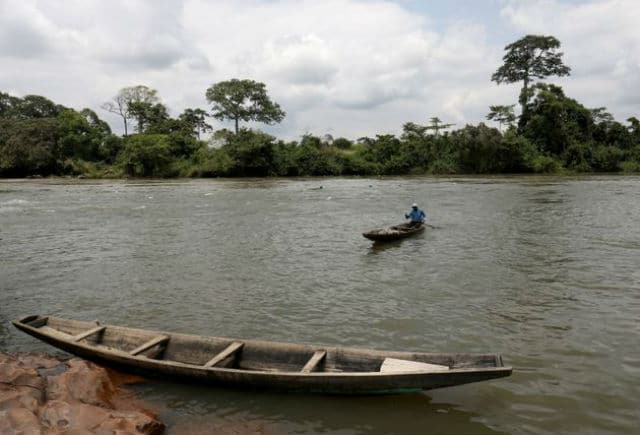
<box><xmin>1</xmin><ymin>35</ymin><xmax>639</xmax><ymax>178</ymax></box>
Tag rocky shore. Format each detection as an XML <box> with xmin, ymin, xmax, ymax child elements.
<box><xmin>0</xmin><ymin>352</ymin><xmax>164</xmax><ymax>435</ymax></box>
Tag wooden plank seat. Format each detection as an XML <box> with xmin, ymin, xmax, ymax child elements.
<box><xmin>73</xmin><ymin>326</ymin><xmax>106</xmax><ymax>342</ymax></box>
<box><xmin>301</xmin><ymin>350</ymin><xmax>326</xmax><ymax>373</ymax></box>
<box><xmin>379</xmin><ymin>358</ymin><xmax>449</xmax><ymax>373</ymax></box>
<box><xmin>130</xmin><ymin>335</ymin><xmax>170</xmax><ymax>356</ymax></box>
<box><xmin>204</xmin><ymin>341</ymin><xmax>244</xmax><ymax>368</ymax></box>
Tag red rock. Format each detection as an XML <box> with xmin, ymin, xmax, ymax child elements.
<box><xmin>0</xmin><ymin>408</ymin><xmax>42</xmax><ymax>435</ymax></box>
<box><xmin>0</xmin><ymin>353</ymin><xmax>164</xmax><ymax>435</ymax></box>
<box><xmin>46</xmin><ymin>359</ymin><xmax>116</xmax><ymax>408</ymax></box>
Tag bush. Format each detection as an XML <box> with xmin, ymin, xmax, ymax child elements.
<box><xmin>529</xmin><ymin>154</ymin><xmax>563</xmax><ymax>173</ymax></box>
<box><xmin>294</xmin><ymin>145</ymin><xmax>343</xmax><ymax>175</ymax></box>
<box><xmin>591</xmin><ymin>146</ymin><xmax>626</xmax><ymax>172</ymax></box>
<box><xmin>428</xmin><ymin>158</ymin><xmax>458</xmax><ymax>174</ymax></box>
<box><xmin>117</xmin><ymin>134</ymin><xmax>174</xmax><ymax>177</ymax></box>
<box><xmin>619</xmin><ymin>160</ymin><xmax>640</xmax><ymax>173</ymax></box>
<box><xmin>186</xmin><ymin>147</ymin><xmax>235</xmax><ymax>177</ymax></box>
<box><xmin>333</xmin><ymin>137</ymin><xmax>353</xmax><ymax>149</ymax></box>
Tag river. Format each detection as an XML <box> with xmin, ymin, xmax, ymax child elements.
<box><xmin>1</xmin><ymin>176</ymin><xmax>639</xmax><ymax>434</ymax></box>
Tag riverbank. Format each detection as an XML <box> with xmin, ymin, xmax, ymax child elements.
<box><xmin>0</xmin><ymin>352</ymin><xmax>164</xmax><ymax>435</ymax></box>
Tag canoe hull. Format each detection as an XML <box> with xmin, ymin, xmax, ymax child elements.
<box><xmin>363</xmin><ymin>223</ymin><xmax>425</xmax><ymax>242</ymax></box>
<box><xmin>13</xmin><ymin>315</ymin><xmax>511</xmax><ymax>395</ymax></box>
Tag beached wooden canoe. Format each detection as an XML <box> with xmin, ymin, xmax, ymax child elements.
<box><xmin>363</xmin><ymin>222</ymin><xmax>426</xmax><ymax>242</ymax></box>
<box><xmin>13</xmin><ymin>315</ymin><xmax>512</xmax><ymax>394</ymax></box>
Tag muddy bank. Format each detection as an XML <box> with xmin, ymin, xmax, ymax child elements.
<box><xmin>0</xmin><ymin>352</ymin><xmax>164</xmax><ymax>435</ymax></box>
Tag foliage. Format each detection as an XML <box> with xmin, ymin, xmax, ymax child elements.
<box><xmin>333</xmin><ymin>137</ymin><xmax>353</xmax><ymax>149</ymax></box>
<box><xmin>205</xmin><ymin>79</ymin><xmax>285</xmax><ymax>133</ymax></box>
<box><xmin>2</xmin><ymin>47</ymin><xmax>639</xmax><ymax>179</ymax></box>
<box><xmin>522</xmin><ymin>84</ymin><xmax>593</xmax><ymax>156</ymax></box>
<box><xmin>221</xmin><ymin>128</ymin><xmax>281</xmax><ymax>176</ymax></box>
<box><xmin>0</xmin><ymin>118</ymin><xmax>59</xmax><ymax>176</ymax></box>
<box><xmin>487</xmin><ymin>105</ymin><xmax>516</xmax><ymax>130</ymax></box>
<box><xmin>492</xmin><ymin>34</ymin><xmax>571</xmax><ymax>125</ymax></box>
<box><xmin>116</xmin><ymin>134</ymin><xmax>174</xmax><ymax>177</ymax></box>
<box><xmin>179</xmin><ymin>108</ymin><xmax>212</xmax><ymax>139</ymax></box>
<box><xmin>425</xmin><ymin>117</ymin><xmax>455</xmax><ymax>136</ymax></box>
<box><xmin>101</xmin><ymin>85</ymin><xmax>159</xmax><ymax>135</ymax></box>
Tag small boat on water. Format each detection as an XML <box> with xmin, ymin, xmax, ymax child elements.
<box><xmin>13</xmin><ymin>315</ymin><xmax>511</xmax><ymax>394</ymax></box>
<box><xmin>363</xmin><ymin>222</ymin><xmax>425</xmax><ymax>242</ymax></box>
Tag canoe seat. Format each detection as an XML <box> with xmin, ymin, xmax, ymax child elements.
<box><xmin>301</xmin><ymin>350</ymin><xmax>326</xmax><ymax>373</ymax></box>
<box><xmin>130</xmin><ymin>335</ymin><xmax>170</xmax><ymax>356</ymax></box>
<box><xmin>204</xmin><ymin>341</ymin><xmax>244</xmax><ymax>368</ymax></box>
<box><xmin>380</xmin><ymin>358</ymin><xmax>449</xmax><ymax>373</ymax></box>
<box><xmin>73</xmin><ymin>326</ymin><xmax>106</xmax><ymax>342</ymax></box>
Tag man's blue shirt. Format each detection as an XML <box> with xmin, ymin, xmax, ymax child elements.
<box><xmin>406</xmin><ymin>208</ymin><xmax>426</xmax><ymax>223</ymax></box>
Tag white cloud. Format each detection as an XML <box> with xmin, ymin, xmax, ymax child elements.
<box><xmin>0</xmin><ymin>0</ymin><xmax>638</xmax><ymax>139</ymax></box>
<box><xmin>500</xmin><ymin>0</ymin><xmax>640</xmax><ymax>121</ymax></box>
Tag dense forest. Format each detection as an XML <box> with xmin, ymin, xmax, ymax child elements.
<box><xmin>1</xmin><ymin>35</ymin><xmax>639</xmax><ymax>178</ymax></box>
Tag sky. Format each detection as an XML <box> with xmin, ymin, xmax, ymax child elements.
<box><xmin>1</xmin><ymin>0</ymin><xmax>639</xmax><ymax>140</ymax></box>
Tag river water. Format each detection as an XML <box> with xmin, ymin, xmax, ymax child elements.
<box><xmin>1</xmin><ymin>176</ymin><xmax>639</xmax><ymax>435</ymax></box>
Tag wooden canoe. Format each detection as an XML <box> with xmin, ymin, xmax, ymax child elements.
<box><xmin>363</xmin><ymin>222</ymin><xmax>426</xmax><ymax>242</ymax></box>
<box><xmin>13</xmin><ymin>315</ymin><xmax>512</xmax><ymax>394</ymax></box>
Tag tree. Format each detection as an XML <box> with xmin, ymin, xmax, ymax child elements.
<box><xmin>491</xmin><ymin>35</ymin><xmax>571</xmax><ymax>125</ymax></box>
<box><xmin>178</xmin><ymin>108</ymin><xmax>212</xmax><ymax>139</ymax></box>
<box><xmin>0</xmin><ymin>92</ymin><xmax>21</xmax><ymax>118</ymax></box>
<box><xmin>222</xmin><ymin>128</ymin><xmax>279</xmax><ymax>176</ymax></box>
<box><xmin>333</xmin><ymin>137</ymin><xmax>353</xmax><ymax>149</ymax></box>
<box><xmin>522</xmin><ymin>83</ymin><xmax>592</xmax><ymax>156</ymax></box>
<box><xmin>117</xmin><ymin>134</ymin><xmax>173</xmax><ymax>177</ymax></box>
<box><xmin>0</xmin><ymin>118</ymin><xmax>59</xmax><ymax>176</ymax></box>
<box><xmin>101</xmin><ymin>85</ymin><xmax>159</xmax><ymax>135</ymax></box>
<box><xmin>128</xmin><ymin>101</ymin><xmax>168</xmax><ymax>134</ymax></box>
<box><xmin>487</xmin><ymin>105</ymin><xmax>516</xmax><ymax>130</ymax></box>
<box><xmin>20</xmin><ymin>95</ymin><xmax>65</xmax><ymax>118</ymax></box>
<box><xmin>205</xmin><ymin>79</ymin><xmax>285</xmax><ymax>134</ymax></box>
<box><xmin>425</xmin><ymin>117</ymin><xmax>454</xmax><ymax>136</ymax></box>
<box><xmin>56</xmin><ymin>109</ymin><xmax>109</xmax><ymax>161</ymax></box>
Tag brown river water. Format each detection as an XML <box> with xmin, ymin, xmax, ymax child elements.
<box><xmin>1</xmin><ymin>176</ymin><xmax>639</xmax><ymax>434</ymax></box>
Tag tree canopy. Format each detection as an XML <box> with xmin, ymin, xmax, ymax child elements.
<box><xmin>205</xmin><ymin>79</ymin><xmax>285</xmax><ymax>134</ymax></box>
<box><xmin>492</xmin><ymin>35</ymin><xmax>571</xmax><ymax>125</ymax></box>
<box><xmin>2</xmin><ymin>36</ymin><xmax>640</xmax><ymax>179</ymax></box>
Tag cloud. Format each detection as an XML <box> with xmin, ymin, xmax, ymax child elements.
<box><xmin>500</xmin><ymin>0</ymin><xmax>640</xmax><ymax>120</ymax></box>
<box><xmin>1</xmin><ymin>0</ymin><xmax>638</xmax><ymax>139</ymax></box>
<box><xmin>0</xmin><ymin>1</ymin><xmax>58</xmax><ymax>59</ymax></box>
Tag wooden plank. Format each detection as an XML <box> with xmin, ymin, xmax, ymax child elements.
<box><xmin>301</xmin><ymin>350</ymin><xmax>326</xmax><ymax>373</ymax></box>
<box><xmin>130</xmin><ymin>335</ymin><xmax>170</xmax><ymax>356</ymax></box>
<box><xmin>204</xmin><ymin>341</ymin><xmax>244</xmax><ymax>368</ymax></box>
<box><xmin>380</xmin><ymin>358</ymin><xmax>449</xmax><ymax>373</ymax></box>
<box><xmin>73</xmin><ymin>326</ymin><xmax>106</xmax><ymax>342</ymax></box>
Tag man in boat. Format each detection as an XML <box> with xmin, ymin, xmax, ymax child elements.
<box><xmin>405</xmin><ymin>203</ymin><xmax>426</xmax><ymax>227</ymax></box>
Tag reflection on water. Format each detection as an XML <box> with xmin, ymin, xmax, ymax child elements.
<box><xmin>133</xmin><ymin>380</ymin><xmax>507</xmax><ymax>435</ymax></box>
<box><xmin>1</xmin><ymin>176</ymin><xmax>640</xmax><ymax>435</ymax></box>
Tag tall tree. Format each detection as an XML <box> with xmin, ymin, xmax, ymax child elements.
<box><xmin>128</xmin><ymin>101</ymin><xmax>168</xmax><ymax>134</ymax></box>
<box><xmin>487</xmin><ymin>105</ymin><xmax>516</xmax><ymax>131</ymax></box>
<box><xmin>178</xmin><ymin>108</ymin><xmax>212</xmax><ymax>139</ymax></box>
<box><xmin>101</xmin><ymin>85</ymin><xmax>159</xmax><ymax>135</ymax></box>
<box><xmin>491</xmin><ymin>35</ymin><xmax>571</xmax><ymax>125</ymax></box>
<box><xmin>205</xmin><ymin>79</ymin><xmax>285</xmax><ymax>134</ymax></box>
<box><xmin>425</xmin><ymin>117</ymin><xmax>454</xmax><ymax>136</ymax></box>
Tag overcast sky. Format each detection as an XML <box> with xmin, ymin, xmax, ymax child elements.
<box><xmin>1</xmin><ymin>0</ymin><xmax>638</xmax><ymax>139</ymax></box>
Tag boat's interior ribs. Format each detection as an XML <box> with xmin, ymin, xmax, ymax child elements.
<box><xmin>130</xmin><ymin>335</ymin><xmax>170</xmax><ymax>358</ymax></box>
<box><xmin>301</xmin><ymin>350</ymin><xmax>326</xmax><ymax>373</ymax></box>
<box><xmin>73</xmin><ymin>325</ymin><xmax>106</xmax><ymax>342</ymax></box>
<box><xmin>204</xmin><ymin>341</ymin><xmax>244</xmax><ymax>368</ymax></box>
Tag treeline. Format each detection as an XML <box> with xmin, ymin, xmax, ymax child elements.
<box><xmin>1</xmin><ymin>35</ymin><xmax>640</xmax><ymax>178</ymax></box>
